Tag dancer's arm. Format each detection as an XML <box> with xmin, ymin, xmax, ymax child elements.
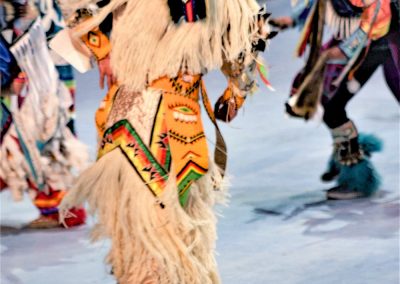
<box><xmin>63</xmin><ymin>0</ymin><xmax>115</xmax><ymax>89</ymax></box>
<box><xmin>215</xmin><ymin>13</ymin><xmax>269</xmax><ymax>122</ymax></box>
<box><xmin>270</xmin><ymin>0</ymin><xmax>316</xmax><ymax>30</ymax></box>
<box><xmin>338</xmin><ymin>0</ymin><xmax>390</xmax><ymax>60</ymax></box>
<box><xmin>76</xmin><ymin>2</ymin><xmax>115</xmax><ymax>90</ymax></box>
<box><xmin>214</xmin><ymin>56</ymin><xmax>258</xmax><ymax>122</ymax></box>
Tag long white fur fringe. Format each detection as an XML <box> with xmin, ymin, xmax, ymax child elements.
<box><xmin>64</xmin><ymin>0</ymin><xmax>261</xmax><ymax>93</ymax></box>
<box><xmin>59</xmin><ymin>148</ymin><xmax>228</xmax><ymax>283</ymax></box>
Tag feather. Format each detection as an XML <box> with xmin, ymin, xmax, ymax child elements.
<box><xmin>256</xmin><ymin>61</ymin><xmax>275</xmax><ymax>91</ymax></box>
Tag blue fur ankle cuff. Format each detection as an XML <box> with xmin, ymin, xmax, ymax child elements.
<box><xmin>337</xmin><ymin>159</ymin><xmax>381</xmax><ymax>196</ymax></box>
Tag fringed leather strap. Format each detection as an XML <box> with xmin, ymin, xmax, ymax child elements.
<box><xmin>200</xmin><ymin>80</ymin><xmax>227</xmax><ymax>177</ymax></box>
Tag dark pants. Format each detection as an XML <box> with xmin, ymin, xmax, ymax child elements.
<box><xmin>323</xmin><ymin>36</ymin><xmax>400</xmax><ymax>129</ymax></box>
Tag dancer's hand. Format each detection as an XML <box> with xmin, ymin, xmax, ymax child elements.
<box><xmin>324</xmin><ymin>46</ymin><xmax>347</xmax><ymax>61</ymax></box>
<box><xmin>214</xmin><ymin>88</ymin><xmax>245</xmax><ymax>123</ymax></box>
<box><xmin>269</xmin><ymin>16</ymin><xmax>294</xmax><ymax>30</ymax></box>
<box><xmin>12</xmin><ymin>73</ymin><xmax>26</xmax><ymax>95</ymax></box>
<box><xmin>98</xmin><ymin>55</ymin><xmax>116</xmax><ymax>90</ymax></box>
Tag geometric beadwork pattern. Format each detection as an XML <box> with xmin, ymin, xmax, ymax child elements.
<box><xmin>99</xmin><ymin>119</ymin><xmax>168</xmax><ymax>198</ymax></box>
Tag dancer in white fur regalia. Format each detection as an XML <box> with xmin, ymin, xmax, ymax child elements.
<box><xmin>0</xmin><ymin>1</ymin><xmax>88</xmax><ymax>228</ymax></box>
<box><xmin>60</xmin><ymin>0</ymin><xmax>271</xmax><ymax>282</ymax></box>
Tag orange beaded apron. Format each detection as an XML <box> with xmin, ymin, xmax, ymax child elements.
<box><xmin>96</xmin><ymin>75</ymin><xmax>226</xmax><ymax>206</ymax></box>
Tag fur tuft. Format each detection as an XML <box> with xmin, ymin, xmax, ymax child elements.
<box><xmin>337</xmin><ymin>159</ymin><xmax>381</xmax><ymax>196</ymax></box>
<box><xmin>358</xmin><ymin>133</ymin><xmax>383</xmax><ymax>156</ymax></box>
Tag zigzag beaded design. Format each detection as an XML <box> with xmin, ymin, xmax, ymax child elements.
<box><xmin>168</xmin><ymin>130</ymin><xmax>205</xmax><ymax>144</ymax></box>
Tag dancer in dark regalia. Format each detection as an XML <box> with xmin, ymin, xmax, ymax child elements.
<box><xmin>271</xmin><ymin>0</ymin><xmax>399</xmax><ymax>199</ymax></box>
